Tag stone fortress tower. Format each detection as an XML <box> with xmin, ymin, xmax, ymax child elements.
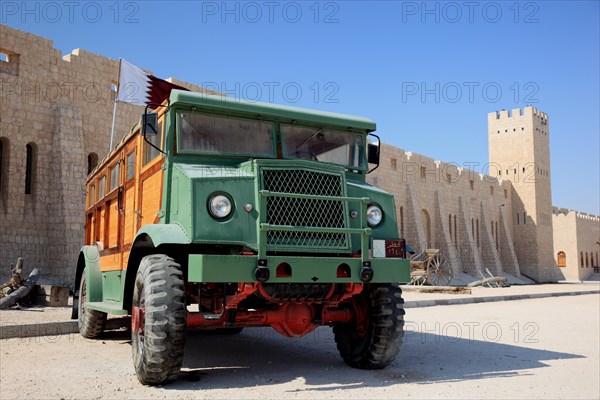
<box><xmin>488</xmin><ymin>107</ymin><xmax>561</xmax><ymax>282</ymax></box>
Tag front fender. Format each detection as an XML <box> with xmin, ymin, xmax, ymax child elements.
<box><xmin>134</xmin><ymin>223</ymin><xmax>191</xmax><ymax>247</ymax></box>
<box><xmin>71</xmin><ymin>245</ymin><xmax>103</xmax><ymax>319</ymax></box>
<box><xmin>121</xmin><ymin>224</ymin><xmax>191</xmax><ymax>312</ymax></box>
<box><xmin>80</xmin><ymin>246</ymin><xmax>103</xmax><ymax>302</ymax></box>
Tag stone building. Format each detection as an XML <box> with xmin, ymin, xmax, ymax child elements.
<box><xmin>368</xmin><ymin>107</ymin><xmax>598</xmax><ymax>283</ymax></box>
<box><xmin>0</xmin><ymin>25</ymin><xmax>216</xmax><ymax>284</ymax></box>
<box><xmin>552</xmin><ymin>208</ymin><xmax>600</xmax><ymax>281</ymax></box>
<box><xmin>367</xmin><ymin>144</ymin><xmax>520</xmax><ymax>282</ymax></box>
<box><xmin>1</xmin><ymin>25</ymin><xmax>598</xmax><ymax>284</ymax></box>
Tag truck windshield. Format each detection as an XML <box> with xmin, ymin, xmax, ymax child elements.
<box><xmin>177</xmin><ymin>110</ymin><xmax>275</xmax><ymax>156</ymax></box>
<box><xmin>281</xmin><ymin>123</ymin><xmax>366</xmax><ymax>169</ymax></box>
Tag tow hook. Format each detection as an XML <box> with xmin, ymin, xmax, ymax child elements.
<box><xmin>255</xmin><ymin>259</ymin><xmax>270</xmax><ymax>283</ymax></box>
<box><xmin>360</xmin><ymin>261</ymin><xmax>374</xmax><ymax>283</ymax></box>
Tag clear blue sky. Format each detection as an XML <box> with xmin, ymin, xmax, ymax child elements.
<box><xmin>3</xmin><ymin>0</ymin><xmax>599</xmax><ymax>213</ymax></box>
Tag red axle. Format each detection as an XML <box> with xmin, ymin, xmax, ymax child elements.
<box><xmin>187</xmin><ymin>303</ymin><xmax>354</xmax><ymax>337</ymax></box>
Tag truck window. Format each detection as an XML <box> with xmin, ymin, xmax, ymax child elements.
<box><xmin>89</xmin><ymin>184</ymin><xmax>95</xmax><ymax>206</ymax></box>
<box><xmin>176</xmin><ymin>110</ymin><xmax>274</xmax><ymax>157</ymax></box>
<box><xmin>280</xmin><ymin>123</ymin><xmax>366</xmax><ymax>169</ymax></box>
<box><xmin>109</xmin><ymin>163</ymin><xmax>120</xmax><ymax>191</ymax></box>
<box><xmin>126</xmin><ymin>150</ymin><xmax>136</xmax><ymax>180</ymax></box>
<box><xmin>97</xmin><ymin>176</ymin><xmax>105</xmax><ymax>199</ymax></box>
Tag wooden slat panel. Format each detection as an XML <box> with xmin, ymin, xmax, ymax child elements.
<box><xmin>99</xmin><ymin>208</ymin><xmax>106</xmax><ymax>247</ymax></box>
<box><xmin>85</xmin><ymin>214</ymin><xmax>93</xmax><ymax>245</ymax></box>
<box><xmin>122</xmin><ymin>250</ymin><xmax>130</xmax><ymax>271</ymax></box>
<box><xmin>123</xmin><ymin>188</ymin><xmax>136</xmax><ymax>244</ymax></box>
<box><xmin>92</xmin><ymin>212</ymin><xmax>98</xmax><ymax>242</ymax></box>
<box><xmin>100</xmin><ymin>253</ymin><xmax>121</xmax><ymax>272</ymax></box>
<box><xmin>140</xmin><ymin>171</ymin><xmax>163</xmax><ymax>227</ymax></box>
<box><xmin>108</xmin><ymin>199</ymin><xmax>119</xmax><ymax>248</ymax></box>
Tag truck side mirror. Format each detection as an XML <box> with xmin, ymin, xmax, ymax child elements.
<box><xmin>142</xmin><ymin>112</ymin><xmax>159</xmax><ymax>137</ymax></box>
<box><xmin>367</xmin><ymin>143</ymin><xmax>380</xmax><ymax>165</ymax></box>
<box><xmin>367</xmin><ymin>133</ymin><xmax>381</xmax><ymax>174</ymax></box>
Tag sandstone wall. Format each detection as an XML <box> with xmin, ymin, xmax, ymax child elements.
<box><xmin>553</xmin><ymin>209</ymin><xmax>600</xmax><ymax>281</ymax></box>
<box><xmin>368</xmin><ymin>144</ymin><xmax>518</xmax><ymax>280</ymax></box>
<box><xmin>0</xmin><ymin>25</ymin><xmax>214</xmax><ymax>283</ymax></box>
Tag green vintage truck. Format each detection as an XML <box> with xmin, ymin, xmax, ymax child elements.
<box><xmin>72</xmin><ymin>90</ymin><xmax>410</xmax><ymax>385</ymax></box>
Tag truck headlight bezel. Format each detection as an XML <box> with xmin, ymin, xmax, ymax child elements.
<box><xmin>367</xmin><ymin>204</ymin><xmax>383</xmax><ymax>227</ymax></box>
<box><xmin>208</xmin><ymin>194</ymin><xmax>233</xmax><ymax>220</ymax></box>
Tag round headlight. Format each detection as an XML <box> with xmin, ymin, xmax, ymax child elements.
<box><xmin>209</xmin><ymin>195</ymin><xmax>233</xmax><ymax>219</ymax></box>
<box><xmin>367</xmin><ymin>205</ymin><xmax>383</xmax><ymax>227</ymax></box>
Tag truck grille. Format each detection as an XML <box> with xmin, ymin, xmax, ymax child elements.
<box><xmin>261</xmin><ymin>168</ymin><xmax>349</xmax><ymax>251</ymax></box>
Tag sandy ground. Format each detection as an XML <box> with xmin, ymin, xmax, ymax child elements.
<box><xmin>1</xmin><ymin>283</ymin><xmax>597</xmax><ymax>325</ymax></box>
<box><xmin>1</xmin><ymin>294</ymin><xmax>599</xmax><ymax>399</ymax></box>
<box><xmin>403</xmin><ymin>282</ymin><xmax>600</xmax><ymax>301</ymax></box>
<box><xmin>0</xmin><ymin>306</ymin><xmax>72</xmax><ymax>325</ymax></box>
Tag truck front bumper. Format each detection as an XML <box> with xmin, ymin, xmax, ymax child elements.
<box><xmin>187</xmin><ymin>254</ymin><xmax>411</xmax><ymax>284</ymax></box>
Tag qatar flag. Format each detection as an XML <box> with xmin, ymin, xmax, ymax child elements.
<box><xmin>116</xmin><ymin>59</ymin><xmax>188</xmax><ymax>107</ymax></box>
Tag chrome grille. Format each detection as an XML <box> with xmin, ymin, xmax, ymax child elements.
<box><xmin>261</xmin><ymin>168</ymin><xmax>349</xmax><ymax>251</ymax></box>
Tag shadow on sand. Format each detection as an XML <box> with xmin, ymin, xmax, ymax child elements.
<box><xmin>118</xmin><ymin>325</ymin><xmax>583</xmax><ymax>392</ymax></box>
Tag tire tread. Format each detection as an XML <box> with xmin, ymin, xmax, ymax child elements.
<box><xmin>333</xmin><ymin>284</ymin><xmax>405</xmax><ymax>369</ymax></box>
<box><xmin>132</xmin><ymin>255</ymin><xmax>186</xmax><ymax>385</ymax></box>
<box><xmin>78</xmin><ymin>275</ymin><xmax>107</xmax><ymax>339</ymax></box>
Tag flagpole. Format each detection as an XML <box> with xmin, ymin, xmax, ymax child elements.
<box><xmin>109</xmin><ymin>100</ymin><xmax>118</xmax><ymax>151</ymax></box>
<box><xmin>109</xmin><ymin>58</ymin><xmax>122</xmax><ymax>153</ymax></box>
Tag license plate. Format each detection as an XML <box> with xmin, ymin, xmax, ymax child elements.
<box><xmin>373</xmin><ymin>239</ymin><xmax>406</xmax><ymax>258</ymax></box>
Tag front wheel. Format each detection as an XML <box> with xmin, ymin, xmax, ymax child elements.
<box><xmin>333</xmin><ymin>284</ymin><xmax>405</xmax><ymax>369</ymax></box>
<box><xmin>131</xmin><ymin>255</ymin><xmax>187</xmax><ymax>385</ymax></box>
<box><xmin>78</xmin><ymin>273</ymin><xmax>107</xmax><ymax>338</ymax></box>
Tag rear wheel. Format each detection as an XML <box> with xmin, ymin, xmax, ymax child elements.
<box><xmin>78</xmin><ymin>273</ymin><xmax>107</xmax><ymax>338</ymax></box>
<box><xmin>132</xmin><ymin>255</ymin><xmax>187</xmax><ymax>385</ymax></box>
<box><xmin>333</xmin><ymin>284</ymin><xmax>405</xmax><ymax>369</ymax></box>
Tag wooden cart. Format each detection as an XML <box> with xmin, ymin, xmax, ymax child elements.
<box><xmin>408</xmin><ymin>249</ymin><xmax>453</xmax><ymax>286</ymax></box>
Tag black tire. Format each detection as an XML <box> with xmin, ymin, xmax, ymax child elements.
<box><xmin>78</xmin><ymin>273</ymin><xmax>107</xmax><ymax>338</ymax></box>
<box><xmin>333</xmin><ymin>284</ymin><xmax>405</xmax><ymax>369</ymax></box>
<box><xmin>132</xmin><ymin>255</ymin><xmax>187</xmax><ymax>386</ymax></box>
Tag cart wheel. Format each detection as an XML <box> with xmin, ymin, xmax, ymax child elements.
<box><xmin>411</xmin><ymin>275</ymin><xmax>427</xmax><ymax>286</ymax></box>
<box><xmin>426</xmin><ymin>253</ymin><xmax>453</xmax><ymax>286</ymax></box>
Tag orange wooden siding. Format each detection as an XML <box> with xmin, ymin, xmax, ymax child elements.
<box><xmin>100</xmin><ymin>253</ymin><xmax>121</xmax><ymax>272</ymax></box>
<box><xmin>140</xmin><ymin>171</ymin><xmax>163</xmax><ymax>227</ymax></box>
<box><xmin>82</xmin><ymin>110</ymin><xmax>167</xmax><ymax>274</ymax></box>
<box><xmin>124</xmin><ymin>188</ymin><xmax>136</xmax><ymax>244</ymax></box>
<box><xmin>99</xmin><ymin>208</ymin><xmax>106</xmax><ymax>246</ymax></box>
<box><xmin>108</xmin><ymin>199</ymin><xmax>119</xmax><ymax>248</ymax></box>
<box><xmin>122</xmin><ymin>250</ymin><xmax>130</xmax><ymax>269</ymax></box>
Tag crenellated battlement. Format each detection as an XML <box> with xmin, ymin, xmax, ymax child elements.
<box><xmin>488</xmin><ymin>106</ymin><xmax>548</xmax><ymax>123</ymax></box>
<box><xmin>553</xmin><ymin>207</ymin><xmax>571</xmax><ymax>216</ymax></box>
<box><xmin>552</xmin><ymin>207</ymin><xmax>600</xmax><ymax>222</ymax></box>
<box><xmin>576</xmin><ymin>212</ymin><xmax>600</xmax><ymax>222</ymax></box>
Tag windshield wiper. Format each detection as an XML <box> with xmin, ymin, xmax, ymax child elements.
<box><xmin>296</xmin><ymin>128</ymin><xmax>324</xmax><ymax>150</ymax></box>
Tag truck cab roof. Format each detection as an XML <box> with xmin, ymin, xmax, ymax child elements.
<box><xmin>169</xmin><ymin>90</ymin><xmax>377</xmax><ymax>133</ymax></box>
